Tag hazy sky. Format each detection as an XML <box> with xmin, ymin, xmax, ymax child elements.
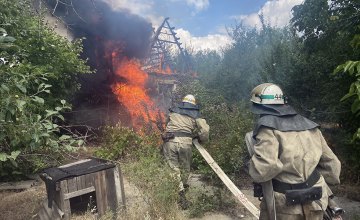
<box><xmin>103</xmin><ymin>0</ymin><xmax>304</xmax><ymax>52</ymax></box>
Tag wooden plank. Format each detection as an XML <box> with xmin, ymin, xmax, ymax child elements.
<box><xmin>100</xmin><ymin>170</ymin><xmax>108</xmax><ymax>214</ymax></box>
<box><xmin>59</xmin><ymin>159</ymin><xmax>92</xmax><ymax>168</ymax></box>
<box><xmin>95</xmin><ymin>171</ymin><xmax>105</xmax><ymax>216</ymax></box>
<box><xmin>42</xmin><ymin>200</ymin><xmax>52</xmax><ymax>219</ymax></box>
<box><xmin>105</xmin><ymin>168</ymin><xmax>117</xmax><ymax>214</ymax></box>
<box><xmin>0</xmin><ymin>180</ymin><xmax>36</xmax><ymax>190</ymax></box>
<box><xmin>67</xmin><ymin>178</ymin><xmax>77</xmax><ymax>193</ymax></box>
<box><xmin>56</xmin><ymin>180</ymin><xmax>68</xmax><ymax>207</ymax></box>
<box><xmin>59</xmin><ymin>180</ymin><xmax>71</xmax><ymax>220</ymax></box>
<box><xmin>54</xmin><ymin>185</ymin><xmax>62</xmax><ymax>212</ymax></box>
<box><xmin>90</xmin><ymin>173</ymin><xmax>95</xmax><ymax>187</ymax></box>
<box><xmin>84</xmin><ymin>174</ymin><xmax>90</xmax><ymax>188</ymax></box>
<box><xmin>85</xmin><ymin>173</ymin><xmax>94</xmax><ymax>188</ymax></box>
<box><xmin>76</xmin><ymin>176</ymin><xmax>82</xmax><ymax>190</ymax></box>
<box><xmin>81</xmin><ymin>174</ymin><xmax>86</xmax><ymax>190</ymax></box>
<box><xmin>38</xmin><ymin>202</ymin><xmax>51</xmax><ymax>220</ymax></box>
<box><xmin>87</xmin><ymin>173</ymin><xmax>97</xmax><ymax>216</ymax></box>
<box><xmin>38</xmin><ymin>199</ymin><xmax>64</xmax><ymax>220</ymax></box>
<box><xmin>63</xmin><ymin>198</ymin><xmax>71</xmax><ymax>220</ymax></box>
<box><xmin>114</xmin><ymin>164</ymin><xmax>126</xmax><ymax>209</ymax></box>
<box><xmin>63</xmin><ymin>186</ymin><xmax>96</xmax><ymax>200</ymax></box>
<box><xmin>192</xmin><ymin>139</ymin><xmax>260</xmax><ymax>219</ymax></box>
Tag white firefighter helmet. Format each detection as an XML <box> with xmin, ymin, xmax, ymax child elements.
<box><xmin>250</xmin><ymin>83</ymin><xmax>285</xmax><ymax>105</ymax></box>
<box><xmin>182</xmin><ymin>94</ymin><xmax>196</xmax><ymax>105</ymax></box>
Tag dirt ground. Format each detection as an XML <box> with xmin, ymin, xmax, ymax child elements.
<box><xmin>1</xmin><ymin>174</ymin><xmax>360</xmax><ymax>220</ymax></box>
<box><xmin>0</xmin><ymin>181</ymin><xmax>46</xmax><ymax>220</ymax></box>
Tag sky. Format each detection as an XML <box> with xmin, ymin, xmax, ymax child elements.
<box><xmin>103</xmin><ymin>0</ymin><xmax>304</xmax><ymax>52</ymax></box>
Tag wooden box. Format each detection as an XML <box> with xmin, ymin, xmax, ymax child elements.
<box><xmin>38</xmin><ymin>159</ymin><xmax>126</xmax><ymax>220</ymax></box>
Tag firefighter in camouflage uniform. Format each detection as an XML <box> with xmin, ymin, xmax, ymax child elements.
<box><xmin>162</xmin><ymin>95</ymin><xmax>209</xmax><ymax>209</ymax></box>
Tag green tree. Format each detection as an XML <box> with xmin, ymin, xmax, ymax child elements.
<box><xmin>209</xmin><ymin>24</ymin><xmax>262</xmax><ymax>102</ymax></box>
<box><xmin>332</xmin><ymin>0</ymin><xmax>360</xmax><ymax>141</ymax></box>
<box><xmin>0</xmin><ymin>0</ymin><xmax>91</xmax><ymax>178</ymax></box>
<box><xmin>289</xmin><ymin>0</ymin><xmax>359</xmax><ymax>122</ymax></box>
<box><xmin>191</xmin><ymin>50</ymin><xmax>222</xmax><ymax>88</ymax></box>
<box><xmin>290</xmin><ymin>0</ymin><xmax>360</xmax><ymax>181</ymax></box>
<box><xmin>335</xmin><ymin>59</ymin><xmax>360</xmax><ymax>141</ymax></box>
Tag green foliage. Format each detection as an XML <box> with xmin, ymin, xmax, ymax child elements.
<box><xmin>191</xmin><ymin>50</ymin><xmax>223</xmax><ymax>88</ymax></box>
<box><xmin>124</xmin><ymin>147</ymin><xmax>179</xmax><ymax>219</ymax></box>
<box><xmin>0</xmin><ymin>151</ymin><xmax>21</xmax><ymax>177</ymax></box>
<box><xmin>0</xmin><ymin>0</ymin><xmax>91</xmax><ymax>178</ymax></box>
<box><xmin>291</xmin><ymin>0</ymin><xmax>332</xmax><ymax>48</ymax></box>
<box><xmin>335</xmin><ymin>60</ymin><xmax>360</xmax><ymax>142</ymax></box>
<box><xmin>0</xmin><ymin>0</ymin><xmax>91</xmax><ymax>103</ymax></box>
<box><xmin>200</xmin><ymin>24</ymin><xmax>261</xmax><ymax>102</ymax></box>
<box><xmin>95</xmin><ymin>125</ymin><xmax>181</xmax><ymax>219</ymax></box>
<box><xmin>0</xmin><ymin>151</ymin><xmax>20</xmax><ymax>162</ymax></box>
<box><xmin>188</xmin><ymin>191</ymin><xmax>216</xmax><ymax>217</ymax></box>
<box><xmin>290</xmin><ymin>0</ymin><xmax>360</xmax><ymax>180</ymax></box>
<box><xmin>289</xmin><ymin>0</ymin><xmax>360</xmax><ymax>120</ymax></box>
<box><xmin>188</xmin><ymin>187</ymin><xmax>236</xmax><ymax>218</ymax></box>
<box><xmin>0</xmin><ymin>28</ymin><xmax>17</xmax><ymax>49</ymax></box>
<box><xmin>94</xmin><ymin>124</ymin><xmax>144</xmax><ymax>160</ymax></box>
<box><xmin>326</xmin><ymin>0</ymin><xmax>360</xmax><ymax>177</ymax></box>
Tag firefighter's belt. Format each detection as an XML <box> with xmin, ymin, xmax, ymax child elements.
<box><xmin>162</xmin><ymin>132</ymin><xmax>193</xmax><ymax>142</ymax></box>
<box><xmin>172</xmin><ymin>132</ymin><xmax>193</xmax><ymax>138</ymax></box>
<box><xmin>272</xmin><ymin>170</ymin><xmax>320</xmax><ymax>194</ymax></box>
<box><xmin>285</xmin><ymin>186</ymin><xmax>322</xmax><ymax>205</ymax></box>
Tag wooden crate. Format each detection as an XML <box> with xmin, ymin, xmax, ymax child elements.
<box><xmin>39</xmin><ymin>159</ymin><xmax>126</xmax><ymax>220</ymax></box>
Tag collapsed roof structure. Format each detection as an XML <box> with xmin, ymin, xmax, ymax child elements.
<box><xmin>141</xmin><ymin>18</ymin><xmax>193</xmax><ymax>114</ymax></box>
<box><xmin>141</xmin><ymin>17</ymin><xmax>192</xmax><ymax>75</ymax></box>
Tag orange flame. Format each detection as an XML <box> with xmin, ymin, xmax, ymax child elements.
<box><xmin>110</xmin><ymin>51</ymin><xmax>163</xmax><ymax>130</ymax></box>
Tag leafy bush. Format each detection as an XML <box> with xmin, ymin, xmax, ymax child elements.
<box><xmin>95</xmin><ymin>125</ymin><xmax>181</xmax><ymax>219</ymax></box>
<box><xmin>334</xmin><ymin>60</ymin><xmax>360</xmax><ymax>181</ymax></box>
<box><xmin>94</xmin><ymin>124</ymin><xmax>144</xmax><ymax>160</ymax></box>
<box><xmin>0</xmin><ymin>0</ymin><xmax>91</xmax><ymax>179</ymax></box>
<box><xmin>335</xmin><ymin>61</ymin><xmax>360</xmax><ymax>142</ymax></box>
<box><xmin>0</xmin><ymin>1</ymin><xmax>91</xmax><ymax>102</ymax></box>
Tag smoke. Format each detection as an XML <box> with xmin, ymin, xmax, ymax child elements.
<box><xmin>46</xmin><ymin>0</ymin><xmax>154</xmax><ymax>127</ymax></box>
<box><xmin>48</xmin><ymin>0</ymin><xmax>153</xmax><ymax>58</ymax></box>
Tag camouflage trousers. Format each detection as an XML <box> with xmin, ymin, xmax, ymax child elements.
<box><xmin>162</xmin><ymin>141</ymin><xmax>192</xmax><ymax>191</ymax></box>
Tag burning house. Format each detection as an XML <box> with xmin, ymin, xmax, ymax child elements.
<box><xmin>43</xmin><ymin>0</ymin><xmax>192</xmax><ymax>131</ymax></box>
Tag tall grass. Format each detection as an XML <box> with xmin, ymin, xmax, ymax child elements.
<box><xmin>95</xmin><ymin>124</ymin><xmax>184</xmax><ymax>219</ymax></box>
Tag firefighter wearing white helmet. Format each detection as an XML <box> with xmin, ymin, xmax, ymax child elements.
<box><xmin>246</xmin><ymin>83</ymin><xmax>342</xmax><ymax>220</ymax></box>
<box><xmin>250</xmin><ymin>83</ymin><xmax>285</xmax><ymax>105</ymax></box>
<box><xmin>182</xmin><ymin>94</ymin><xmax>196</xmax><ymax>105</ymax></box>
<box><xmin>162</xmin><ymin>94</ymin><xmax>209</xmax><ymax>210</ymax></box>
